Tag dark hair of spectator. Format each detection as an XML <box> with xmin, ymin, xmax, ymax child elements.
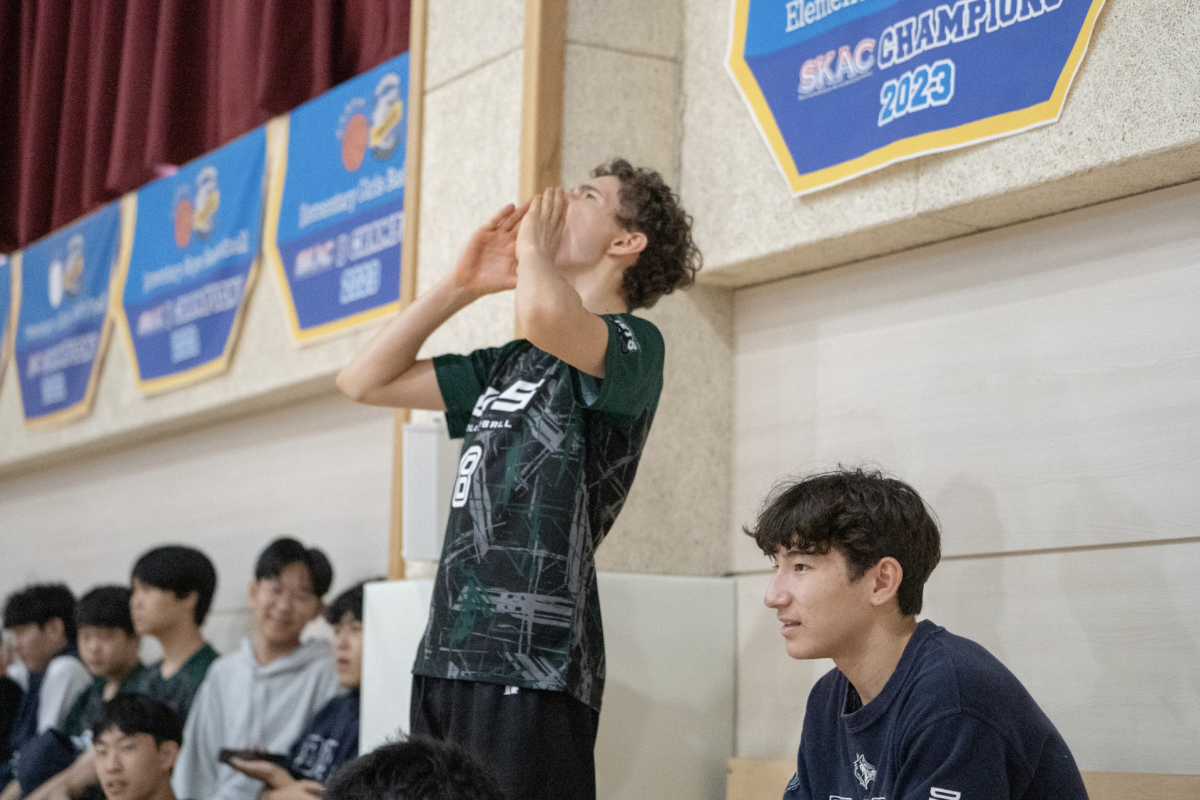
<box><xmin>255</xmin><ymin>538</ymin><xmax>334</xmax><ymax>598</ymax></box>
<box><xmin>76</xmin><ymin>586</ymin><xmax>135</xmax><ymax>636</ymax></box>
<box><xmin>3</xmin><ymin>584</ymin><xmax>78</xmax><ymax>642</ymax></box>
<box><xmin>745</xmin><ymin>468</ymin><xmax>942</xmax><ymax>616</ymax></box>
<box><xmin>92</xmin><ymin>694</ymin><xmax>183</xmax><ymax>747</ymax></box>
<box><xmin>591</xmin><ymin>158</ymin><xmax>701</xmax><ymax>310</ymax></box>
<box><xmin>325</xmin><ymin>579</ymin><xmax>378</xmax><ymax>626</ymax></box>
<box><xmin>131</xmin><ymin>545</ymin><xmax>218</xmax><ymax>625</ymax></box>
<box><xmin>325</xmin><ymin>736</ymin><xmax>507</xmax><ymax>800</ymax></box>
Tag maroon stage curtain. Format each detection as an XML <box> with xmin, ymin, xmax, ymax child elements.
<box><xmin>0</xmin><ymin>0</ymin><xmax>409</xmax><ymax>252</ymax></box>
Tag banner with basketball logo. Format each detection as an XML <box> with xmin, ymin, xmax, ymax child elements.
<box><xmin>0</xmin><ymin>254</ymin><xmax>14</xmax><ymax>394</ymax></box>
<box><xmin>264</xmin><ymin>53</ymin><xmax>408</xmax><ymax>343</ymax></box>
<box><xmin>116</xmin><ymin>127</ymin><xmax>266</xmax><ymax>393</ymax></box>
<box><xmin>13</xmin><ymin>204</ymin><xmax>124</xmax><ymax>426</ymax></box>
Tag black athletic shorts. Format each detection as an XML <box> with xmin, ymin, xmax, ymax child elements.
<box><xmin>410</xmin><ymin>675</ymin><xmax>600</xmax><ymax>800</ymax></box>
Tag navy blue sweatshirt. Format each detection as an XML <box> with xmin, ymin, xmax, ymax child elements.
<box><xmin>287</xmin><ymin>688</ymin><xmax>359</xmax><ymax>783</ymax></box>
<box><xmin>785</xmin><ymin>620</ymin><xmax>1087</xmax><ymax>800</ymax></box>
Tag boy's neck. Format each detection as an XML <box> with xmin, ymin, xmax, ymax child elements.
<box><xmin>102</xmin><ymin>662</ymin><xmax>138</xmax><ymax>700</ymax></box>
<box><xmin>155</xmin><ymin>623</ymin><xmax>207</xmax><ymax>679</ymax></box>
<box><xmin>570</xmin><ymin>262</ymin><xmax>629</xmax><ymax>316</ymax></box>
<box><xmin>253</xmin><ymin>635</ymin><xmax>302</xmax><ymax>666</ymax></box>
<box><xmin>833</xmin><ymin>615</ymin><xmax>918</xmax><ymax>707</ymax></box>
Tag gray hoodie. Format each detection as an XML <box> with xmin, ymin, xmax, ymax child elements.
<box><xmin>172</xmin><ymin>639</ymin><xmax>339</xmax><ymax>800</ymax></box>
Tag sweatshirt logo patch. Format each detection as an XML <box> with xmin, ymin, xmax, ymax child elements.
<box><xmin>853</xmin><ymin>753</ymin><xmax>877</xmax><ymax>790</ymax></box>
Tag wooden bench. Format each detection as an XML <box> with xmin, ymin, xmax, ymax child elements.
<box><xmin>727</xmin><ymin>757</ymin><xmax>1200</xmax><ymax>800</ymax></box>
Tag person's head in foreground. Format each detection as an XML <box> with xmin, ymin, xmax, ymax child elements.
<box><xmin>747</xmin><ymin>468</ymin><xmax>1087</xmax><ymax>800</ymax></box>
<box><xmin>3</xmin><ymin>583</ymin><xmax>77</xmax><ymax>672</ymax></box>
<box><xmin>130</xmin><ymin>545</ymin><xmax>218</xmax><ymax>636</ymax></box>
<box><xmin>325</xmin><ymin>581</ymin><xmax>370</xmax><ymax>688</ymax></box>
<box><xmin>324</xmin><ymin>737</ymin><xmax>506</xmax><ymax>800</ymax></box>
<box><xmin>77</xmin><ymin>586</ymin><xmax>142</xmax><ymax>681</ymax></box>
<box><xmin>92</xmin><ymin>694</ymin><xmax>183</xmax><ymax>800</ymax></box>
<box><xmin>249</xmin><ymin>538</ymin><xmax>333</xmax><ymax>657</ymax></box>
<box><xmin>550</xmin><ymin>159</ymin><xmax>700</xmax><ymax>311</ymax></box>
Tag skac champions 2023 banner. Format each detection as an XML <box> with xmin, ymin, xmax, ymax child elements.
<box><xmin>116</xmin><ymin>127</ymin><xmax>266</xmax><ymax>393</ymax></box>
<box><xmin>728</xmin><ymin>0</ymin><xmax>1106</xmax><ymax>195</ymax></box>
<box><xmin>13</xmin><ymin>204</ymin><xmax>124</xmax><ymax>426</ymax></box>
<box><xmin>265</xmin><ymin>53</ymin><xmax>408</xmax><ymax>343</ymax></box>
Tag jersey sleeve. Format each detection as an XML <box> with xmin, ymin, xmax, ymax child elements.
<box><xmin>573</xmin><ymin>314</ymin><xmax>664</xmax><ymax>418</ymax></box>
<box><xmin>893</xmin><ymin>713</ymin><xmax>1028</xmax><ymax>800</ymax></box>
<box><xmin>432</xmin><ymin>344</ymin><xmax>510</xmax><ymax>439</ymax></box>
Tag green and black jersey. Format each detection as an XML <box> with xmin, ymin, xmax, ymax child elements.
<box><xmin>414</xmin><ymin>313</ymin><xmax>664</xmax><ymax>711</ymax></box>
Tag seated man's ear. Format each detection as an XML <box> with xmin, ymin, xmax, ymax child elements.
<box><xmin>868</xmin><ymin>557</ymin><xmax>904</xmax><ymax>609</ymax></box>
<box><xmin>157</xmin><ymin>741</ymin><xmax>181</xmax><ymax>773</ymax></box>
<box><xmin>44</xmin><ymin>617</ymin><xmax>66</xmax><ymax>641</ymax></box>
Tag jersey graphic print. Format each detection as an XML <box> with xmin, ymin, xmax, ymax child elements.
<box><xmin>415</xmin><ymin>315</ymin><xmax>664</xmax><ymax>711</ymax></box>
<box><xmin>854</xmin><ymin>754</ymin><xmax>877</xmax><ymax>790</ymax></box>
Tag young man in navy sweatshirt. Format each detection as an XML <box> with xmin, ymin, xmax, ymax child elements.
<box><xmin>748</xmin><ymin>469</ymin><xmax>1088</xmax><ymax>800</ymax></box>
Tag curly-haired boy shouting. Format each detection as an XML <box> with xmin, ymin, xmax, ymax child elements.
<box><xmin>337</xmin><ymin>159</ymin><xmax>699</xmax><ymax>800</ymax></box>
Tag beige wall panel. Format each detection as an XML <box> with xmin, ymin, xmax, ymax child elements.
<box><xmin>0</xmin><ymin>392</ymin><xmax>393</xmax><ymax>652</ymax></box>
<box><xmin>424</xmin><ymin>0</ymin><xmax>524</xmax><ymax>90</ymax></box>
<box><xmin>415</xmin><ymin>50</ymin><xmax>524</xmax><ymax>360</ymax></box>
<box><xmin>680</xmin><ymin>0</ymin><xmax>1200</xmax><ymax>287</ymax></box>
<box><xmin>566</xmin><ymin>0</ymin><xmax>681</xmax><ymax>60</ymax></box>
<box><xmin>736</xmin><ymin>540</ymin><xmax>1200</xmax><ymax>774</ymax></box>
<box><xmin>732</xmin><ymin>182</ymin><xmax>1200</xmax><ymax>568</ymax></box>
<box><xmin>561</xmin><ymin>44</ymin><xmax>680</xmax><ymax>188</ymax></box>
<box><xmin>597</xmin><ymin>286</ymin><xmax>733</xmax><ymax>576</ymax></box>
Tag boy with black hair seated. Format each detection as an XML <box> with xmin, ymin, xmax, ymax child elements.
<box><xmin>91</xmin><ymin>695</ymin><xmax>183</xmax><ymax>800</ymax></box>
<box><xmin>2</xmin><ymin>585</ymin><xmax>91</xmax><ymax>786</ymax></box>
<box><xmin>324</xmin><ymin>737</ymin><xmax>506</xmax><ymax>800</ymax></box>
<box><xmin>749</xmin><ymin>468</ymin><xmax>1087</xmax><ymax>800</ymax></box>
<box><xmin>172</xmin><ymin>539</ymin><xmax>339</xmax><ymax>800</ymax></box>
<box><xmin>13</xmin><ymin>587</ymin><xmax>144</xmax><ymax>796</ymax></box>
<box><xmin>227</xmin><ymin>581</ymin><xmax>373</xmax><ymax>800</ymax></box>
<box><xmin>22</xmin><ymin>547</ymin><xmax>220</xmax><ymax>800</ymax></box>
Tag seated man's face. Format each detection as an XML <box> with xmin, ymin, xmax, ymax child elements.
<box><xmin>249</xmin><ymin>562</ymin><xmax>322</xmax><ymax>649</ymax></box>
<box><xmin>94</xmin><ymin>727</ymin><xmax>178</xmax><ymax>800</ymax></box>
<box><xmin>332</xmin><ymin>613</ymin><xmax>363</xmax><ymax>688</ymax></box>
<box><xmin>8</xmin><ymin>620</ymin><xmax>66</xmax><ymax>672</ymax></box>
<box><xmin>130</xmin><ymin>580</ymin><xmax>195</xmax><ymax>638</ymax></box>
<box><xmin>79</xmin><ymin>626</ymin><xmax>142</xmax><ymax>678</ymax></box>
<box><xmin>764</xmin><ymin>545</ymin><xmax>875</xmax><ymax>661</ymax></box>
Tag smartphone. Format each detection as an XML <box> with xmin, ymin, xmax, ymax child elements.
<box><xmin>218</xmin><ymin>749</ymin><xmax>290</xmax><ymax>767</ymax></box>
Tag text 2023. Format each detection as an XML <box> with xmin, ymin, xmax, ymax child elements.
<box><xmin>879</xmin><ymin>59</ymin><xmax>954</xmax><ymax>126</ymax></box>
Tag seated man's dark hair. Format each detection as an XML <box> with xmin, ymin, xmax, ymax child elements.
<box><xmin>325</xmin><ymin>737</ymin><xmax>506</xmax><ymax>800</ymax></box>
<box><xmin>77</xmin><ymin>586</ymin><xmax>135</xmax><ymax>635</ymax></box>
<box><xmin>592</xmin><ymin>158</ymin><xmax>701</xmax><ymax>310</ymax></box>
<box><xmin>746</xmin><ymin>468</ymin><xmax>942</xmax><ymax>616</ymax></box>
<box><xmin>131</xmin><ymin>545</ymin><xmax>218</xmax><ymax>625</ymax></box>
<box><xmin>324</xmin><ymin>579</ymin><xmax>378</xmax><ymax>625</ymax></box>
<box><xmin>256</xmin><ymin>538</ymin><xmax>334</xmax><ymax>598</ymax></box>
<box><xmin>3</xmin><ymin>583</ymin><xmax>78</xmax><ymax>641</ymax></box>
<box><xmin>92</xmin><ymin>694</ymin><xmax>183</xmax><ymax>746</ymax></box>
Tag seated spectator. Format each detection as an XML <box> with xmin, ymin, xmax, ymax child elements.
<box><xmin>1</xmin><ymin>648</ymin><xmax>22</xmax><ymax>774</ymax></box>
<box><xmin>172</xmin><ymin>539</ymin><xmax>339</xmax><ymax>800</ymax></box>
<box><xmin>324</xmin><ymin>737</ymin><xmax>506</xmax><ymax>800</ymax></box>
<box><xmin>21</xmin><ymin>547</ymin><xmax>220</xmax><ymax>800</ymax></box>
<box><xmin>92</xmin><ymin>696</ymin><xmax>183</xmax><ymax>800</ymax></box>
<box><xmin>124</xmin><ymin>547</ymin><xmax>221</xmax><ymax>721</ymax></box>
<box><xmin>748</xmin><ymin>468</ymin><xmax>1087</xmax><ymax>800</ymax></box>
<box><xmin>227</xmin><ymin>581</ymin><xmax>373</xmax><ymax>799</ymax></box>
<box><xmin>2</xmin><ymin>586</ymin><xmax>90</xmax><ymax>786</ymax></box>
<box><xmin>14</xmin><ymin>588</ymin><xmax>144</xmax><ymax>795</ymax></box>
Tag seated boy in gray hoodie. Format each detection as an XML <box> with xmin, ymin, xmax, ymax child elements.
<box><xmin>171</xmin><ymin>540</ymin><xmax>339</xmax><ymax>800</ymax></box>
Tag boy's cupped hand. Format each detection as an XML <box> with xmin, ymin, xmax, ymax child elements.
<box><xmin>451</xmin><ymin>200</ymin><xmax>530</xmax><ymax>296</ymax></box>
<box><xmin>517</xmin><ymin>186</ymin><xmax>566</xmax><ymax>265</ymax></box>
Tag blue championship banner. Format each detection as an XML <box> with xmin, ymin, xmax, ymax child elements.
<box><xmin>0</xmin><ymin>255</ymin><xmax>13</xmax><ymax>394</ymax></box>
<box><xmin>116</xmin><ymin>127</ymin><xmax>265</xmax><ymax>393</ymax></box>
<box><xmin>728</xmin><ymin>0</ymin><xmax>1106</xmax><ymax>195</ymax></box>
<box><xmin>13</xmin><ymin>204</ymin><xmax>125</xmax><ymax>426</ymax></box>
<box><xmin>264</xmin><ymin>53</ymin><xmax>408</xmax><ymax>343</ymax></box>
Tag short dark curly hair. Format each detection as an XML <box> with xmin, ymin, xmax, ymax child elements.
<box><xmin>592</xmin><ymin>159</ymin><xmax>701</xmax><ymax>310</ymax></box>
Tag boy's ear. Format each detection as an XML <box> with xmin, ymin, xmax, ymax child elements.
<box><xmin>44</xmin><ymin>617</ymin><xmax>66</xmax><ymax>641</ymax></box>
<box><xmin>158</xmin><ymin>740</ymin><xmax>181</xmax><ymax>772</ymax></box>
<box><xmin>181</xmin><ymin>590</ymin><xmax>199</xmax><ymax>616</ymax></box>
<box><xmin>607</xmin><ymin>229</ymin><xmax>647</xmax><ymax>259</ymax></box>
<box><xmin>868</xmin><ymin>557</ymin><xmax>904</xmax><ymax>608</ymax></box>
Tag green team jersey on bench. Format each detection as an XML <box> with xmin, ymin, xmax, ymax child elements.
<box><xmin>414</xmin><ymin>313</ymin><xmax>664</xmax><ymax>711</ymax></box>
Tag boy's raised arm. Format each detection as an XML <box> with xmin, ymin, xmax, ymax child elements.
<box><xmin>336</xmin><ymin>202</ymin><xmax>528</xmax><ymax>408</ymax></box>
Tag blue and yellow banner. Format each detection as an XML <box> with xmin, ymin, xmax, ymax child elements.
<box><xmin>13</xmin><ymin>204</ymin><xmax>125</xmax><ymax>426</ymax></box>
<box><xmin>264</xmin><ymin>53</ymin><xmax>408</xmax><ymax>343</ymax></box>
<box><xmin>0</xmin><ymin>255</ymin><xmax>13</xmax><ymax>394</ymax></box>
<box><xmin>116</xmin><ymin>127</ymin><xmax>266</xmax><ymax>393</ymax></box>
<box><xmin>728</xmin><ymin>0</ymin><xmax>1106</xmax><ymax>195</ymax></box>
